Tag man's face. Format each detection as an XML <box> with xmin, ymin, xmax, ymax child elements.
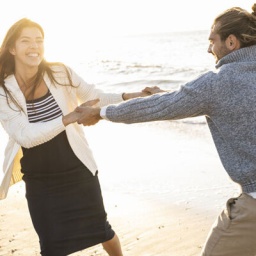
<box><xmin>207</xmin><ymin>22</ymin><xmax>232</xmax><ymax>63</ymax></box>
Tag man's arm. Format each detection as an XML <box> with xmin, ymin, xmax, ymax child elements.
<box><xmin>76</xmin><ymin>86</ymin><xmax>167</xmax><ymax>126</ymax></box>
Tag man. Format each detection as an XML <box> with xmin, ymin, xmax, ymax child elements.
<box><xmin>76</xmin><ymin>5</ymin><xmax>256</xmax><ymax>256</ymax></box>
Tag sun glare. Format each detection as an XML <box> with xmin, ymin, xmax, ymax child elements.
<box><xmin>0</xmin><ymin>0</ymin><xmax>254</xmax><ymax>63</ymax></box>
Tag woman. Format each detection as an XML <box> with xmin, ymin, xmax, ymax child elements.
<box><xmin>0</xmin><ymin>18</ymin><xmax>159</xmax><ymax>256</ymax></box>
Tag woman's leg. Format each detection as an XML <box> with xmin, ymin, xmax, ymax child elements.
<box><xmin>102</xmin><ymin>234</ymin><xmax>123</xmax><ymax>256</ymax></box>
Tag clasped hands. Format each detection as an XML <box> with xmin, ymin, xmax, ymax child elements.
<box><xmin>63</xmin><ymin>86</ymin><xmax>165</xmax><ymax>127</ymax></box>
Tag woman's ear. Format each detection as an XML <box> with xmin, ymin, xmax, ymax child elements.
<box><xmin>9</xmin><ymin>47</ymin><xmax>15</xmax><ymax>55</ymax></box>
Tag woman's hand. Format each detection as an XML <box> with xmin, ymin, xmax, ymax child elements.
<box><xmin>62</xmin><ymin>111</ymin><xmax>81</xmax><ymax>126</ymax></box>
<box><xmin>122</xmin><ymin>86</ymin><xmax>166</xmax><ymax>100</ymax></box>
<box><xmin>142</xmin><ymin>86</ymin><xmax>166</xmax><ymax>95</ymax></box>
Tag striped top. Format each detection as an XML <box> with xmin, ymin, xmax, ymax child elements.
<box><xmin>26</xmin><ymin>90</ymin><xmax>63</xmax><ymax>123</ymax></box>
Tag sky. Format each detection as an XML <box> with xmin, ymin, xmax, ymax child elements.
<box><xmin>0</xmin><ymin>0</ymin><xmax>254</xmax><ymax>60</ymax></box>
<box><xmin>0</xmin><ymin>1</ymin><xmax>254</xmax><ymax>36</ymax></box>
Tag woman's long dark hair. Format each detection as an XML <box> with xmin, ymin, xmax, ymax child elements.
<box><xmin>0</xmin><ymin>18</ymin><xmax>74</xmax><ymax>111</ymax></box>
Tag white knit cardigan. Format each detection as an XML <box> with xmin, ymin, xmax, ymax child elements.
<box><xmin>0</xmin><ymin>65</ymin><xmax>123</xmax><ymax>199</ymax></box>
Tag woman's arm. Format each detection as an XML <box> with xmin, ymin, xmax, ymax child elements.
<box><xmin>68</xmin><ymin>67</ymin><xmax>166</xmax><ymax>106</ymax></box>
<box><xmin>0</xmin><ymin>98</ymin><xmax>79</xmax><ymax>148</ymax></box>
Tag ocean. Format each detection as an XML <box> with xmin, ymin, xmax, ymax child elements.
<box><xmin>1</xmin><ymin>30</ymin><xmax>236</xmax><ymax>204</ymax></box>
<box><xmin>68</xmin><ymin>30</ymin><xmax>214</xmax><ymax>126</ymax></box>
<box><xmin>69</xmin><ymin>30</ymin><xmax>213</xmax><ymax>92</ymax></box>
<box><xmin>0</xmin><ymin>30</ymin><xmax>238</xmax><ymax>248</ymax></box>
<box><xmin>68</xmin><ymin>30</ymin><xmax>238</xmax><ymax>208</ymax></box>
<box><xmin>0</xmin><ymin>29</ymin><xmax>215</xmax><ymax>180</ymax></box>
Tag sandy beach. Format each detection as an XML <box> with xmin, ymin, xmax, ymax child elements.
<box><xmin>0</xmin><ymin>120</ymin><xmax>239</xmax><ymax>256</ymax></box>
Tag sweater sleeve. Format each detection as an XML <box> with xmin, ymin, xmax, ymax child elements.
<box><xmin>104</xmin><ymin>72</ymin><xmax>214</xmax><ymax>123</ymax></box>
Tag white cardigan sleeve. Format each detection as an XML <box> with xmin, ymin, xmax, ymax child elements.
<box><xmin>0</xmin><ymin>65</ymin><xmax>124</xmax><ymax>149</ymax></box>
<box><xmin>0</xmin><ymin>99</ymin><xmax>65</xmax><ymax>148</ymax></box>
<box><xmin>0</xmin><ymin>75</ymin><xmax>66</xmax><ymax>149</ymax></box>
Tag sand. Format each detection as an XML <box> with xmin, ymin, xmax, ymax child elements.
<box><xmin>0</xmin><ymin>120</ymin><xmax>239</xmax><ymax>256</ymax></box>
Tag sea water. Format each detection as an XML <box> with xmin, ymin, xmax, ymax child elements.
<box><xmin>70</xmin><ymin>30</ymin><xmax>213</xmax><ymax>92</ymax></box>
<box><xmin>69</xmin><ymin>29</ymin><xmax>214</xmax><ymax>127</ymax></box>
<box><xmin>69</xmin><ymin>30</ymin><xmax>238</xmax><ymax>208</ymax></box>
<box><xmin>0</xmin><ymin>30</ymin><xmax>237</xmax><ymax>206</ymax></box>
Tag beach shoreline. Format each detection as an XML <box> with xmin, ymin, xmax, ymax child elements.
<box><xmin>0</xmin><ymin>120</ymin><xmax>239</xmax><ymax>256</ymax></box>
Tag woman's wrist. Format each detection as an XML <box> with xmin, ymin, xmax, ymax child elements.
<box><xmin>62</xmin><ymin>111</ymin><xmax>79</xmax><ymax>126</ymax></box>
<box><xmin>122</xmin><ymin>92</ymin><xmax>142</xmax><ymax>100</ymax></box>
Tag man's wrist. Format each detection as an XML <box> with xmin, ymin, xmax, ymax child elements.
<box><xmin>100</xmin><ymin>106</ymin><xmax>109</xmax><ymax>120</ymax></box>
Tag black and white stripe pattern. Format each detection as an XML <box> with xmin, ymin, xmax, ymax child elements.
<box><xmin>26</xmin><ymin>91</ymin><xmax>63</xmax><ymax>123</ymax></box>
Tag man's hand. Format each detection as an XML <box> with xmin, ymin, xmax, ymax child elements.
<box><xmin>76</xmin><ymin>99</ymin><xmax>102</xmax><ymax>126</ymax></box>
<box><xmin>63</xmin><ymin>99</ymin><xmax>100</xmax><ymax>126</ymax></box>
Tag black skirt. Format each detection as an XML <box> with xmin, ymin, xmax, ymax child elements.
<box><xmin>21</xmin><ymin>132</ymin><xmax>115</xmax><ymax>256</ymax></box>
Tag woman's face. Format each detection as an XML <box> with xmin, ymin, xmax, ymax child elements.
<box><xmin>9</xmin><ymin>26</ymin><xmax>44</xmax><ymax>69</ymax></box>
